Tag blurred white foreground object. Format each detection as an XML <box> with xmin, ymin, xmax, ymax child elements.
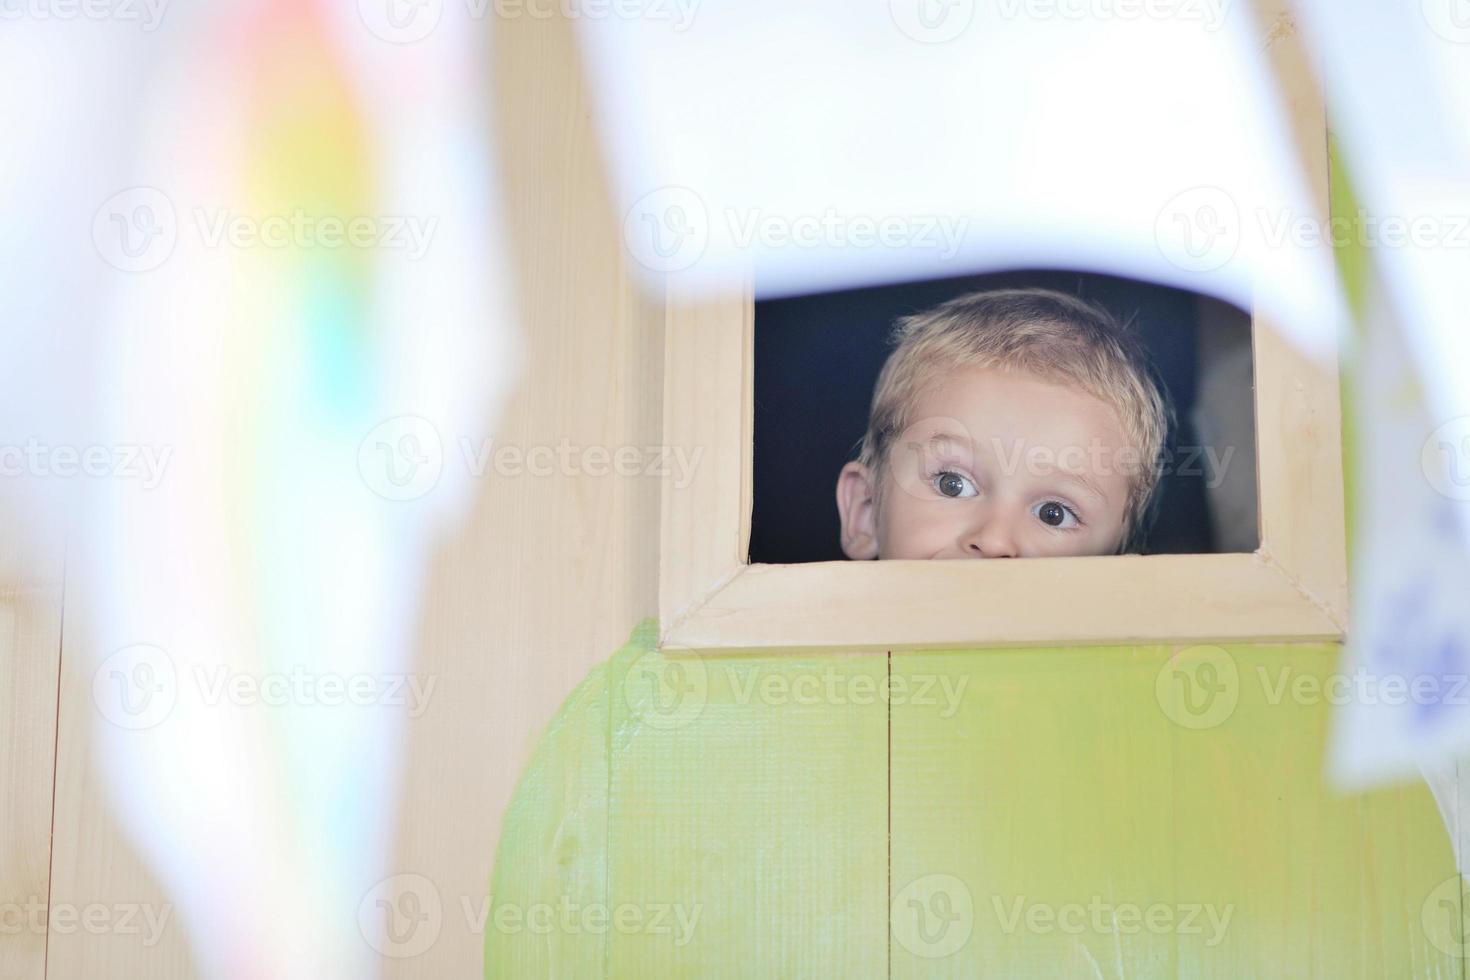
<box><xmin>577</xmin><ymin>0</ymin><xmax>1341</xmax><ymax>362</ymax></box>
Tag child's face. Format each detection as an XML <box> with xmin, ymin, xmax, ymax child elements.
<box><xmin>837</xmin><ymin>365</ymin><xmax>1135</xmax><ymax>559</ymax></box>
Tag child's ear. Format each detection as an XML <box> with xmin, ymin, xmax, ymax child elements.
<box><xmin>836</xmin><ymin>461</ymin><xmax>880</xmax><ymax>560</ymax></box>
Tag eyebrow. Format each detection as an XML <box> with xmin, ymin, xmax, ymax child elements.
<box><xmin>1051</xmin><ymin>469</ymin><xmax>1109</xmax><ymax>504</ymax></box>
<box><xmin>926</xmin><ymin>430</ymin><xmax>971</xmax><ymax>452</ymax></box>
<box><xmin>897</xmin><ymin>431</ymin><xmax>974</xmax><ymax>458</ymax></box>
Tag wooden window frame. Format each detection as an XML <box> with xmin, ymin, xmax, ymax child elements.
<box><xmin>657</xmin><ymin>278</ymin><xmax>1347</xmax><ymax>653</ymax></box>
<box><xmin>656</xmin><ymin>15</ymin><xmax>1346</xmax><ymax>653</ymax></box>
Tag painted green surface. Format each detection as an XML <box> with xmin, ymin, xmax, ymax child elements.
<box><xmin>1331</xmin><ymin>132</ymin><xmax>1365</xmax><ymax>560</ymax></box>
<box><xmin>482</xmin><ymin>630</ymin><xmax>614</xmax><ymax>979</ymax></box>
<box><xmin>486</xmin><ymin>623</ymin><xmax>888</xmax><ymax>978</ymax></box>
<box><xmin>488</xmin><ymin>628</ymin><xmax>1457</xmax><ymax>978</ymax></box>
<box><xmin>890</xmin><ymin>645</ymin><xmax>1459</xmax><ymax>978</ymax></box>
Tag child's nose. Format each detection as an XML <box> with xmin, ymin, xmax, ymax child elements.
<box><xmin>960</xmin><ymin>509</ymin><xmax>1021</xmax><ymax>559</ymax></box>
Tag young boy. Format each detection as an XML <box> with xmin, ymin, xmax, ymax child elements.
<box><xmin>835</xmin><ymin>287</ymin><xmax>1171</xmax><ymax>559</ymax></box>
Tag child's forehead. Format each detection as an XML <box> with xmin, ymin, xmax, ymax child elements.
<box><xmin>901</xmin><ymin>363</ymin><xmax>1131</xmax><ymax>447</ymax></box>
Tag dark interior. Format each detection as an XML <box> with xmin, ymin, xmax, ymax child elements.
<box><xmin>749</xmin><ymin>269</ymin><xmax>1257</xmax><ymax>563</ymax></box>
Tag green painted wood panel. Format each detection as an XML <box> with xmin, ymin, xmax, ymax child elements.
<box><xmin>890</xmin><ymin>644</ymin><xmax>1460</xmax><ymax>978</ymax></box>
<box><xmin>482</xmin><ymin>630</ymin><xmax>615</xmax><ymax>979</ymax></box>
<box><xmin>486</xmin><ymin>623</ymin><xmax>889</xmax><ymax>979</ymax></box>
<box><xmin>488</xmin><ymin>629</ymin><xmax>1457</xmax><ymax>977</ymax></box>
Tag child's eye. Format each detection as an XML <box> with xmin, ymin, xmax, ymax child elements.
<box><xmin>933</xmin><ymin>470</ymin><xmax>977</xmax><ymax>498</ymax></box>
<box><xmin>1034</xmin><ymin>499</ymin><xmax>1081</xmax><ymax>529</ymax></box>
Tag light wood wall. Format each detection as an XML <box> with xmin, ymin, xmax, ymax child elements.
<box><xmin>382</xmin><ymin>9</ymin><xmax>666</xmax><ymax>977</ymax></box>
<box><xmin>0</xmin><ymin>538</ymin><xmax>63</xmax><ymax>980</ymax></box>
<box><xmin>5</xmin><ymin>8</ymin><xmax>663</xmax><ymax>980</ymax></box>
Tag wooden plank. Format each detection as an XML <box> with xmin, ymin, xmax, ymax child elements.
<box><xmin>378</xmin><ymin>8</ymin><xmax>669</xmax><ymax>978</ymax></box>
<box><xmin>481</xmin><ymin>627</ymin><xmax>621</xmax><ymax>979</ymax></box>
<box><xmin>0</xmin><ymin>542</ymin><xmax>63</xmax><ymax>980</ymax></box>
<box><xmin>659</xmin><ymin>279</ymin><xmax>752</xmax><ymax>631</ymax></box>
<box><xmin>483</xmin><ymin>626</ymin><xmax>889</xmax><ymax>980</ymax></box>
<box><xmin>666</xmin><ymin>554</ymin><xmax>1341</xmax><ymax>653</ymax></box>
<box><xmin>891</xmin><ymin>646</ymin><xmax>1175</xmax><ymax>977</ymax></box>
<box><xmin>46</xmin><ymin>582</ymin><xmax>198</xmax><ymax>979</ymax></box>
<box><xmin>1171</xmin><ymin>646</ymin><xmax>1457</xmax><ymax>976</ymax></box>
<box><xmin>891</xmin><ymin>644</ymin><xmax>1459</xmax><ymax>977</ymax></box>
<box><xmin>603</xmin><ymin>639</ymin><xmax>888</xmax><ymax>978</ymax></box>
<box><xmin>1250</xmin><ymin>0</ymin><xmax>1350</xmax><ymax>626</ymax></box>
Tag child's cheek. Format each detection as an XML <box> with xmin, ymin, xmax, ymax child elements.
<box><xmin>881</xmin><ymin>499</ymin><xmax>948</xmax><ymax>559</ymax></box>
<box><xmin>875</xmin><ymin>500</ymin><xmax>911</xmax><ymax>558</ymax></box>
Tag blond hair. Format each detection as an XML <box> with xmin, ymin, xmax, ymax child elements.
<box><xmin>857</xmin><ymin>287</ymin><xmax>1172</xmax><ymax>553</ymax></box>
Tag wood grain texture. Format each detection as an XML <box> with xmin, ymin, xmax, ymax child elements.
<box><xmin>0</xmin><ymin>542</ymin><xmax>63</xmax><ymax>980</ymax></box>
<box><xmin>659</xmin><ymin>279</ymin><xmax>752</xmax><ymax>631</ymax></box>
<box><xmin>667</xmin><ymin>554</ymin><xmax>1340</xmax><ymax>653</ymax></box>
<box><xmin>890</xmin><ymin>645</ymin><xmax>1459</xmax><ymax>978</ymax></box>
<box><xmin>46</xmin><ymin>577</ymin><xmax>200</xmax><ymax>979</ymax></box>
<box><xmin>482</xmin><ymin>630</ymin><xmax>620</xmax><ymax>980</ymax></box>
<box><xmin>484</xmin><ymin>639</ymin><xmax>1459</xmax><ymax>977</ymax></box>
<box><xmin>379</xmin><ymin>9</ymin><xmax>666</xmax><ymax>979</ymax></box>
<box><xmin>486</xmin><ymin>623</ymin><xmax>889</xmax><ymax>980</ymax></box>
<box><xmin>1250</xmin><ymin>0</ymin><xmax>1350</xmax><ymax>627</ymax></box>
